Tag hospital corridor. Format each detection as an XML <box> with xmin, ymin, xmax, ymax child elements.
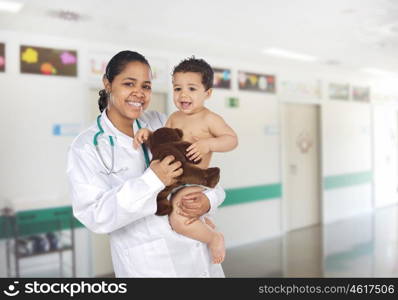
<box><xmin>224</xmin><ymin>204</ymin><xmax>398</xmax><ymax>277</ymax></box>
<box><xmin>0</xmin><ymin>0</ymin><xmax>398</xmax><ymax>278</ymax></box>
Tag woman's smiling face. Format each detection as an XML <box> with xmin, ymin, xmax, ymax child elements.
<box><xmin>105</xmin><ymin>61</ymin><xmax>152</xmax><ymax>121</ymax></box>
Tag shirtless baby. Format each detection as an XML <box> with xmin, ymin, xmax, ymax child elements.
<box><xmin>134</xmin><ymin>57</ymin><xmax>238</xmax><ymax>264</ymax></box>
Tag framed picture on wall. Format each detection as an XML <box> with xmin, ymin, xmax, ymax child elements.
<box><xmin>20</xmin><ymin>45</ymin><xmax>78</xmax><ymax>77</ymax></box>
<box><xmin>280</xmin><ymin>79</ymin><xmax>322</xmax><ymax>102</ymax></box>
<box><xmin>88</xmin><ymin>51</ymin><xmax>113</xmax><ymax>85</ymax></box>
<box><xmin>148</xmin><ymin>57</ymin><xmax>169</xmax><ymax>88</ymax></box>
<box><xmin>0</xmin><ymin>43</ymin><xmax>5</xmax><ymax>72</ymax></box>
<box><xmin>89</xmin><ymin>52</ymin><xmax>109</xmax><ymax>77</ymax></box>
<box><xmin>238</xmin><ymin>71</ymin><xmax>275</xmax><ymax>93</ymax></box>
<box><xmin>329</xmin><ymin>83</ymin><xmax>349</xmax><ymax>100</ymax></box>
<box><xmin>213</xmin><ymin>68</ymin><xmax>231</xmax><ymax>89</ymax></box>
<box><xmin>352</xmin><ymin>86</ymin><xmax>370</xmax><ymax>102</ymax></box>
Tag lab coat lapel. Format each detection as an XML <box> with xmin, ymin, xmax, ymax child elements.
<box><xmin>101</xmin><ymin>110</ymin><xmax>135</xmax><ymax>149</ymax></box>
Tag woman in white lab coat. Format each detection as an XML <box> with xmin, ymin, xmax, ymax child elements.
<box><xmin>67</xmin><ymin>51</ymin><xmax>225</xmax><ymax>277</ymax></box>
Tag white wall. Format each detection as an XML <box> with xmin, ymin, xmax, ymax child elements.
<box><xmin>215</xmin><ymin>200</ymin><xmax>281</xmax><ymax>247</ymax></box>
<box><xmin>322</xmin><ymin>101</ymin><xmax>373</xmax><ymax>223</ymax></box>
<box><xmin>373</xmin><ymin>105</ymin><xmax>398</xmax><ymax>208</ymax></box>
<box><xmin>323</xmin><ymin>101</ymin><xmax>372</xmax><ymax>175</ymax></box>
<box><xmin>209</xmin><ymin>88</ymin><xmax>281</xmax><ymax>246</ymax></box>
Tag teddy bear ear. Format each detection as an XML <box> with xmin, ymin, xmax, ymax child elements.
<box><xmin>174</xmin><ymin>128</ymin><xmax>183</xmax><ymax>139</ymax></box>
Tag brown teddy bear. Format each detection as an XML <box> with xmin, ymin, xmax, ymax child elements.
<box><xmin>145</xmin><ymin>127</ymin><xmax>220</xmax><ymax>216</ymax></box>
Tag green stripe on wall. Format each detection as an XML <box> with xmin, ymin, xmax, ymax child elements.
<box><xmin>0</xmin><ymin>171</ymin><xmax>374</xmax><ymax>239</ymax></box>
<box><xmin>324</xmin><ymin>171</ymin><xmax>372</xmax><ymax>190</ymax></box>
<box><xmin>0</xmin><ymin>206</ymin><xmax>84</xmax><ymax>239</ymax></box>
<box><xmin>222</xmin><ymin>183</ymin><xmax>282</xmax><ymax>207</ymax></box>
<box><xmin>0</xmin><ymin>183</ymin><xmax>282</xmax><ymax>239</ymax></box>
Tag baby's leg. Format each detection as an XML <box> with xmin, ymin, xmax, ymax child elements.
<box><xmin>169</xmin><ymin>202</ymin><xmax>225</xmax><ymax>264</ymax></box>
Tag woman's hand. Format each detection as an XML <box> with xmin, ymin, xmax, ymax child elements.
<box><xmin>172</xmin><ymin>186</ymin><xmax>210</xmax><ymax>224</ymax></box>
<box><xmin>150</xmin><ymin>155</ymin><xmax>183</xmax><ymax>186</ymax></box>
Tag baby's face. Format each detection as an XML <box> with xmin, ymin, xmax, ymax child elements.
<box><xmin>172</xmin><ymin>72</ymin><xmax>211</xmax><ymax>115</ymax></box>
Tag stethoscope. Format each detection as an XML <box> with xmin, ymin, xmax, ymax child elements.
<box><xmin>93</xmin><ymin>115</ymin><xmax>150</xmax><ymax>175</ymax></box>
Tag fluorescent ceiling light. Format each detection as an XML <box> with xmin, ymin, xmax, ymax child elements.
<box><xmin>263</xmin><ymin>48</ymin><xmax>318</xmax><ymax>62</ymax></box>
<box><xmin>361</xmin><ymin>68</ymin><xmax>398</xmax><ymax>77</ymax></box>
<box><xmin>0</xmin><ymin>1</ymin><xmax>24</xmax><ymax>13</ymax></box>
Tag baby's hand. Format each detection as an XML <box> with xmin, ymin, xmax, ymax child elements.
<box><xmin>133</xmin><ymin>128</ymin><xmax>152</xmax><ymax>149</ymax></box>
<box><xmin>186</xmin><ymin>137</ymin><xmax>211</xmax><ymax>162</ymax></box>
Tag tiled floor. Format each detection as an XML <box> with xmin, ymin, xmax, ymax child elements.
<box><xmin>222</xmin><ymin>204</ymin><xmax>398</xmax><ymax>277</ymax></box>
<box><xmin>9</xmin><ymin>204</ymin><xmax>397</xmax><ymax>278</ymax></box>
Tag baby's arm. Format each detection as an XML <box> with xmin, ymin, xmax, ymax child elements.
<box><xmin>133</xmin><ymin>128</ymin><xmax>152</xmax><ymax>149</ymax></box>
<box><xmin>206</xmin><ymin>113</ymin><xmax>238</xmax><ymax>152</ymax></box>
<box><xmin>186</xmin><ymin>113</ymin><xmax>238</xmax><ymax>162</ymax></box>
<box><xmin>134</xmin><ymin>114</ymin><xmax>175</xmax><ymax>149</ymax></box>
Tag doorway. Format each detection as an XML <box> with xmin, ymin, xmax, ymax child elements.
<box><xmin>282</xmin><ymin>103</ymin><xmax>321</xmax><ymax>232</ymax></box>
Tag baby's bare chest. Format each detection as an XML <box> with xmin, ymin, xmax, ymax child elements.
<box><xmin>173</xmin><ymin>123</ymin><xmax>213</xmax><ymax>143</ymax></box>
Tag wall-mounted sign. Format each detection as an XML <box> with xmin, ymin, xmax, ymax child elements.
<box><xmin>20</xmin><ymin>45</ymin><xmax>77</xmax><ymax>77</ymax></box>
<box><xmin>329</xmin><ymin>83</ymin><xmax>349</xmax><ymax>100</ymax></box>
<box><xmin>213</xmin><ymin>68</ymin><xmax>231</xmax><ymax>89</ymax></box>
<box><xmin>0</xmin><ymin>43</ymin><xmax>5</xmax><ymax>72</ymax></box>
<box><xmin>227</xmin><ymin>97</ymin><xmax>239</xmax><ymax>108</ymax></box>
<box><xmin>238</xmin><ymin>71</ymin><xmax>275</xmax><ymax>93</ymax></box>
<box><xmin>53</xmin><ymin>123</ymin><xmax>82</xmax><ymax>136</ymax></box>
<box><xmin>352</xmin><ymin>86</ymin><xmax>370</xmax><ymax>102</ymax></box>
<box><xmin>296</xmin><ymin>130</ymin><xmax>313</xmax><ymax>153</ymax></box>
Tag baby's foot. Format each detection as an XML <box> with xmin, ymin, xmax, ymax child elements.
<box><xmin>209</xmin><ymin>232</ymin><xmax>225</xmax><ymax>264</ymax></box>
<box><xmin>204</xmin><ymin>217</ymin><xmax>216</xmax><ymax>229</ymax></box>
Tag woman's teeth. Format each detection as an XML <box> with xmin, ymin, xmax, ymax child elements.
<box><xmin>127</xmin><ymin>101</ymin><xmax>142</xmax><ymax>108</ymax></box>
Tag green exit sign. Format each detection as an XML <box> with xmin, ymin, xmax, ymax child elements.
<box><xmin>227</xmin><ymin>97</ymin><xmax>239</xmax><ymax>108</ymax></box>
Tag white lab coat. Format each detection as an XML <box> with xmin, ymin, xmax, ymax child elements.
<box><xmin>66</xmin><ymin>109</ymin><xmax>225</xmax><ymax>277</ymax></box>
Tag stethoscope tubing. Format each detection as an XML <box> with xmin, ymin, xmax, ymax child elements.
<box><xmin>94</xmin><ymin>115</ymin><xmax>150</xmax><ymax>175</ymax></box>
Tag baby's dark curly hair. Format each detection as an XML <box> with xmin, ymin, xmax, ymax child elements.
<box><xmin>172</xmin><ymin>56</ymin><xmax>214</xmax><ymax>91</ymax></box>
